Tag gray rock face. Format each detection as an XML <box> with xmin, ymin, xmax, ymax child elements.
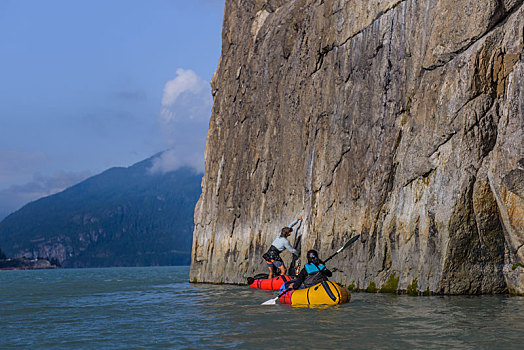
<box><xmin>190</xmin><ymin>0</ymin><xmax>524</xmax><ymax>294</ymax></box>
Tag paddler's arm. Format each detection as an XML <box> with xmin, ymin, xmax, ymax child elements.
<box><xmin>283</xmin><ymin>237</ymin><xmax>298</xmax><ymax>255</ymax></box>
<box><xmin>288</xmin><ymin>216</ymin><xmax>302</xmax><ymax>229</ymax></box>
<box><xmin>319</xmin><ymin>264</ymin><xmax>332</xmax><ymax>277</ymax></box>
<box><xmin>291</xmin><ymin>268</ymin><xmax>307</xmax><ymax>289</ymax></box>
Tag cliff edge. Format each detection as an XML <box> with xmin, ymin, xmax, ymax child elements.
<box><xmin>190</xmin><ymin>0</ymin><xmax>524</xmax><ymax>294</ymax></box>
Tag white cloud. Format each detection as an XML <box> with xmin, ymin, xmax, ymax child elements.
<box><xmin>149</xmin><ymin>148</ymin><xmax>204</xmax><ymax>174</ymax></box>
<box><xmin>161</xmin><ymin>68</ymin><xmax>208</xmax><ymax>108</ymax></box>
<box><xmin>152</xmin><ymin>68</ymin><xmax>212</xmax><ymax>174</ymax></box>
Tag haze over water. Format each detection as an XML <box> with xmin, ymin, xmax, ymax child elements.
<box><xmin>1</xmin><ymin>266</ymin><xmax>523</xmax><ymax>349</ymax></box>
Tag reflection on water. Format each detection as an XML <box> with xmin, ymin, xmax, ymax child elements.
<box><xmin>1</xmin><ymin>266</ymin><xmax>523</xmax><ymax>349</ymax></box>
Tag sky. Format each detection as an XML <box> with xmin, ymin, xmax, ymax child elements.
<box><xmin>0</xmin><ymin>0</ymin><xmax>225</xmax><ymax>219</ymax></box>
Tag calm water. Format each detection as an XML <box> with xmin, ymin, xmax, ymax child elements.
<box><xmin>1</xmin><ymin>266</ymin><xmax>523</xmax><ymax>349</ymax></box>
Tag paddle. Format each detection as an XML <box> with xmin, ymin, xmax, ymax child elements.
<box><xmin>261</xmin><ymin>287</ymin><xmax>292</xmax><ymax>305</ymax></box>
<box><xmin>288</xmin><ymin>220</ymin><xmax>302</xmax><ymax>277</ymax></box>
<box><xmin>261</xmin><ymin>233</ymin><xmax>360</xmax><ymax>305</ymax></box>
<box><xmin>323</xmin><ymin>234</ymin><xmax>360</xmax><ymax>264</ymax></box>
<box><xmin>288</xmin><ymin>236</ymin><xmax>301</xmax><ymax>277</ymax></box>
<box><xmin>247</xmin><ymin>273</ymin><xmax>269</xmax><ymax>285</ymax></box>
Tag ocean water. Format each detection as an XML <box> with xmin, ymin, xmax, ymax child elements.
<box><xmin>1</xmin><ymin>266</ymin><xmax>523</xmax><ymax>349</ymax></box>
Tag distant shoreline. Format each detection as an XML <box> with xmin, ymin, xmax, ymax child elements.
<box><xmin>0</xmin><ymin>266</ymin><xmax>58</xmax><ymax>271</ymax></box>
<box><xmin>0</xmin><ymin>258</ymin><xmax>59</xmax><ymax>271</ymax></box>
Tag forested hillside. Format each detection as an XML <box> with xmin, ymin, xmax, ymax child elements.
<box><xmin>0</xmin><ymin>154</ymin><xmax>202</xmax><ymax>267</ymax></box>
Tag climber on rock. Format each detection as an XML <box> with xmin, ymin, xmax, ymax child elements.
<box><xmin>262</xmin><ymin>216</ymin><xmax>301</xmax><ymax>278</ymax></box>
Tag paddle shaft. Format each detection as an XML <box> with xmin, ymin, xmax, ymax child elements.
<box><xmin>323</xmin><ymin>234</ymin><xmax>360</xmax><ymax>264</ymax></box>
<box><xmin>261</xmin><ymin>287</ymin><xmax>292</xmax><ymax>305</ymax></box>
<box><xmin>288</xmin><ymin>219</ymin><xmax>303</xmax><ymax>277</ymax></box>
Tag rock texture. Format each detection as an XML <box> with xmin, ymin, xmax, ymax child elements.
<box><xmin>190</xmin><ymin>0</ymin><xmax>524</xmax><ymax>294</ymax></box>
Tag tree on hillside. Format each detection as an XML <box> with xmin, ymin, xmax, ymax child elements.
<box><xmin>0</xmin><ymin>247</ymin><xmax>6</xmax><ymax>260</ymax></box>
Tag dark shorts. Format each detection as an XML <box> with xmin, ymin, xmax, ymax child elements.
<box><xmin>266</xmin><ymin>259</ymin><xmax>283</xmax><ymax>268</ymax></box>
<box><xmin>262</xmin><ymin>245</ymin><xmax>283</xmax><ymax>268</ymax></box>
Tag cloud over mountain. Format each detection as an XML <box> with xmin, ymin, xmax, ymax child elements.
<box><xmin>153</xmin><ymin>68</ymin><xmax>212</xmax><ymax>174</ymax></box>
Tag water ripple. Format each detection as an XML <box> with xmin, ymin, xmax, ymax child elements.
<box><xmin>1</xmin><ymin>267</ymin><xmax>523</xmax><ymax>349</ymax></box>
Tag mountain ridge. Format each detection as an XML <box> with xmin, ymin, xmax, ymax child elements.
<box><xmin>0</xmin><ymin>153</ymin><xmax>202</xmax><ymax>267</ymax></box>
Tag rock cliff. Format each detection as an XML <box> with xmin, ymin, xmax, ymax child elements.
<box><xmin>190</xmin><ymin>0</ymin><xmax>524</xmax><ymax>294</ymax></box>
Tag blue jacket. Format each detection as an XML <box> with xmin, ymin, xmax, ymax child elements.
<box><xmin>305</xmin><ymin>262</ymin><xmax>327</xmax><ymax>274</ymax></box>
<box><xmin>293</xmin><ymin>262</ymin><xmax>332</xmax><ymax>289</ymax></box>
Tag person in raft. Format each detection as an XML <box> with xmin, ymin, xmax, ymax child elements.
<box><xmin>262</xmin><ymin>217</ymin><xmax>302</xmax><ymax>279</ymax></box>
<box><xmin>289</xmin><ymin>249</ymin><xmax>332</xmax><ymax>289</ymax></box>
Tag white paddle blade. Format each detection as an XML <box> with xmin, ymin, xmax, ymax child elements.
<box><xmin>261</xmin><ymin>297</ymin><xmax>278</xmax><ymax>305</ymax></box>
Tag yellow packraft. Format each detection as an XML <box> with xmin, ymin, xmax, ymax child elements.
<box><xmin>279</xmin><ymin>281</ymin><xmax>350</xmax><ymax>305</ymax></box>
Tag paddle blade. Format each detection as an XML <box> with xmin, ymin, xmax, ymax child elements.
<box><xmin>324</xmin><ymin>234</ymin><xmax>361</xmax><ymax>264</ymax></box>
<box><xmin>335</xmin><ymin>234</ymin><xmax>360</xmax><ymax>254</ymax></box>
<box><xmin>253</xmin><ymin>273</ymin><xmax>269</xmax><ymax>280</ymax></box>
<box><xmin>261</xmin><ymin>287</ymin><xmax>291</xmax><ymax>305</ymax></box>
<box><xmin>261</xmin><ymin>297</ymin><xmax>278</xmax><ymax>305</ymax></box>
<box><xmin>341</xmin><ymin>234</ymin><xmax>360</xmax><ymax>251</ymax></box>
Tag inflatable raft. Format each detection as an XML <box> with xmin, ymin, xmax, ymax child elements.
<box><xmin>278</xmin><ymin>281</ymin><xmax>350</xmax><ymax>305</ymax></box>
<box><xmin>249</xmin><ymin>275</ymin><xmax>293</xmax><ymax>290</ymax></box>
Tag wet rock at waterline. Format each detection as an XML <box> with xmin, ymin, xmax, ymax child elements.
<box><xmin>190</xmin><ymin>0</ymin><xmax>524</xmax><ymax>294</ymax></box>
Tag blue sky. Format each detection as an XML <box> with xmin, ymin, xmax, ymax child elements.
<box><xmin>0</xmin><ymin>0</ymin><xmax>224</xmax><ymax>219</ymax></box>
